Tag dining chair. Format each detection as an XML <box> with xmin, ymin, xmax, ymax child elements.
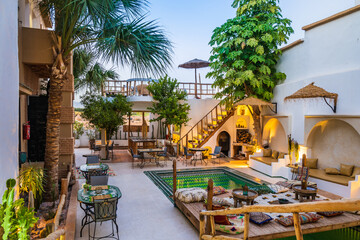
<box><xmin>90</xmin><ymin>175</ymin><xmax>109</xmax><ymax>186</ymax></box>
<box><xmin>183</xmin><ymin>147</ymin><xmax>194</xmax><ymax>166</ymax></box>
<box><xmin>130</xmin><ymin>148</ymin><xmax>141</xmax><ymax>168</ymax></box>
<box><xmin>87</xmin><ymin>155</ymin><xmax>100</xmax><ymax>164</ymax></box>
<box><xmin>88</xmin><ymin>197</ymin><xmax>119</xmax><ymax>240</ymax></box>
<box><xmin>157</xmin><ymin>147</ymin><xmax>168</xmax><ymax>166</ymax></box>
<box><xmin>86</xmin><ymin>169</ymin><xmax>109</xmax><ymax>184</ymax></box>
<box><xmin>210</xmin><ymin>146</ymin><xmax>222</xmax><ymax>164</ymax></box>
<box><xmin>108</xmin><ymin>142</ymin><xmax>115</xmax><ymax>160</ymax></box>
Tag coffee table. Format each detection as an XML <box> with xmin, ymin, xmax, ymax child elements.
<box><xmin>232</xmin><ymin>188</ymin><xmax>258</xmax><ymax>207</ymax></box>
<box><xmin>293</xmin><ymin>185</ymin><xmax>317</xmax><ymax>202</ymax></box>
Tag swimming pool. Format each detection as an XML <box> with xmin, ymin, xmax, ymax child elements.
<box><xmin>144</xmin><ymin>167</ymin><xmax>272</xmax><ymax>201</ymax></box>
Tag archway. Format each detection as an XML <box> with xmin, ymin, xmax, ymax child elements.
<box><xmin>218</xmin><ymin>131</ymin><xmax>230</xmax><ymax>156</ymax></box>
<box><xmin>306</xmin><ymin>119</ymin><xmax>360</xmax><ymax>169</ymax></box>
<box><xmin>262</xmin><ymin>118</ymin><xmax>287</xmax><ymax>152</ymax></box>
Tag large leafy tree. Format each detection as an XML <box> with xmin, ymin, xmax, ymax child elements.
<box><xmin>207</xmin><ymin>0</ymin><xmax>293</xmax><ymax>144</ymax></box>
<box><xmin>147</xmin><ymin>76</ymin><xmax>190</xmax><ymax>141</ymax></box>
<box><xmin>74</xmin><ymin>48</ymin><xmax>118</xmax><ymax>95</ymax></box>
<box><xmin>81</xmin><ymin>95</ymin><xmax>132</xmax><ymax>158</ymax></box>
<box><xmin>38</xmin><ymin>0</ymin><xmax>172</xmax><ymax>198</ymax></box>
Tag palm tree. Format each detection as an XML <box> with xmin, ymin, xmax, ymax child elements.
<box><xmin>38</xmin><ymin>0</ymin><xmax>172</xmax><ymax>198</ymax></box>
<box><xmin>74</xmin><ymin>48</ymin><xmax>118</xmax><ymax>95</ymax></box>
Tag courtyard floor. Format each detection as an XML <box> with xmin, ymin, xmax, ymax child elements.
<box><xmin>74</xmin><ymin>148</ymin><xmax>283</xmax><ymax>240</ymax></box>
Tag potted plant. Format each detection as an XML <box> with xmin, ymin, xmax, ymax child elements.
<box><xmin>82</xmin><ymin>183</ymin><xmax>90</xmax><ymax>193</ymax></box>
<box><xmin>74</xmin><ymin>121</ymin><xmax>84</xmax><ymax>148</ymax></box>
<box><xmin>86</xmin><ymin>128</ymin><xmax>96</xmax><ymax>149</ymax></box>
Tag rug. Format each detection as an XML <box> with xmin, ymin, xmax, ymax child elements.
<box><xmin>75</xmin><ymin>167</ymin><xmax>116</xmax><ymax>179</ymax></box>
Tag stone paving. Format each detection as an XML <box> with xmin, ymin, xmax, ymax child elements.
<box><xmin>74</xmin><ymin>148</ymin><xmax>282</xmax><ymax>240</ymax></box>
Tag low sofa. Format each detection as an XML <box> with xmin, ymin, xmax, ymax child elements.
<box><xmin>304</xmin><ymin>159</ymin><xmax>360</xmax><ymax>198</ymax></box>
<box><xmin>249</xmin><ymin>148</ymin><xmax>289</xmax><ymax>177</ymax></box>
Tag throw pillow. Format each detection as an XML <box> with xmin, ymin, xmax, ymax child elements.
<box><xmin>272</xmin><ymin>150</ymin><xmax>279</xmax><ymax>159</ymax></box>
<box><xmin>275</xmin><ymin>213</ymin><xmax>322</xmax><ymax>227</ymax></box>
<box><xmin>278</xmin><ymin>152</ymin><xmax>286</xmax><ymax>159</ymax></box>
<box><xmin>212</xmin><ymin>205</ymin><xmax>232</xmax><ymax>225</ymax></box>
<box><xmin>317</xmin><ymin>211</ymin><xmax>343</xmax><ymax>217</ymax></box>
<box><xmin>250</xmin><ymin>212</ymin><xmax>273</xmax><ymax>225</ymax></box>
<box><xmin>263</xmin><ymin>149</ymin><xmax>272</xmax><ymax>157</ymax></box>
<box><xmin>351</xmin><ymin>166</ymin><xmax>360</xmax><ymax>178</ymax></box>
<box><xmin>212</xmin><ymin>197</ymin><xmax>234</xmax><ymax>207</ymax></box>
<box><xmin>212</xmin><ymin>186</ymin><xmax>227</xmax><ymax>195</ymax></box>
<box><xmin>305</xmin><ymin>158</ymin><xmax>318</xmax><ymax>169</ymax></box>
<box><xmin>325</xmin><ymin>168</ymin><xmax>340</xmax><ymax>175</ymax></box>
<box><xmin>340</xmin><ymin>164</ymin><xmax>354</xmax><ymax>177</ymax></box>
<box><xmin>215</xmin><ymin>215</ymin><xmax>244</xmax><ymax>235</ymax></box>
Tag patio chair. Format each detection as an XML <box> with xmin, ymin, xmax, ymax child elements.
<box><xmin>90</xmin><ymin>175</ymin><xmax>109</xmax><ymax>186</ymax></box>
<box><xmin>183</xmin><ymin>147</ymin><xmax>194</xmax><ymax>166</ymax></box>
<box><xmin>210</xmin><ymin>146</ymin><xmax>222</xmax><ymax>164</ymax></box>
<box><xmin>88</xmin><ymin>197</ymin><xmax>119</xmax><ymax>240</ymax></box>
<box><xmin>130</xmin><ymin>148</ymin><xmax>141</xmax><ymax>168</ymax></box>
<box><xmin>276</xmin><ymin>166</ymin><xmax>317</xmax><ymax>189</ymax></box>
<box><xmin>91</xmin><ymin>141</ymin><xmax>101</xmax><ymax>154</ymax></box>
<box><xmin>107</xmin><ymin>142</ymin><xmax>115</xmax><ymax>160</ymax></box>
<box><xmin>156</xmin><ymin>147</ymin><xmax>168</xmax><ymax>166</ymax></box>
<box><xmin>86</xmin><ymin>169</ymin><xmax>109</xmax><ymax>184</ymax></box>
<box><xmin>86</xmin><ymin>156</ymin><xmax>100</xmax><ymax>164</ymax></box>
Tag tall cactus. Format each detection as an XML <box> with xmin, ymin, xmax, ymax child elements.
<box><xmin>2</xmin><ymin>179</ymin><xmax>15</xmax><ymax>240</ymax></box>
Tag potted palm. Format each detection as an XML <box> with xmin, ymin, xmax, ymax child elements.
<box><xmin>74</xmin><ymin>121</ymin><xmax>84</xmax><ymax>148</ymax></box>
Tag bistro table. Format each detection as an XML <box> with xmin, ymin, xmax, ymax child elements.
<box><xmin>232</xmin><ymin>188</ymin><xmax>258</xmax><ymax>207</ymax></box>
<box><xmin>189</xmin><ymin>147</ymin><xmax>207</xmax><ymax>166</ymax></box>
<box><xmin>137</xmin><ymin>148</ymin><xmax>165</xmax><ymax>168</ymax></box>
<box><xmin>78</xmin><ymin>185</ymin><xmax>122</xmax><ymax>237</ymax></box>
<box><xmin>79</xmin><ymin>163</ymin><xmax>109</xmax><ymax>183</ymax></box>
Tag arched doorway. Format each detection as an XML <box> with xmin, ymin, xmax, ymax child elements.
<box><xmin>218</xmin><ymin>131</ymin><xmax>230</xmax><ymax>156</ymax></box>
<box><xmin>262</xmin><ymin>118</ymin><xmax>288</xmax><ymax>152</ymax></box>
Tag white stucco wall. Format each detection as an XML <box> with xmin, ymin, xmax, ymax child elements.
<box><xmin>0</xmin><ymin>1</ymin><xmax>19</xmax><ymax>196</ymax></box>
<box><xmin>272</xmin><ymin>9</ymin><xmax>360</xmax><ymax>146</ymax></box>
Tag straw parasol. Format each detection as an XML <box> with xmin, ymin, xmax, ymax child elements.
<box><xmin>284</xmin><ymin>82</ymin><xmax>338</xmax><ymax>112</ymax></box>
<box><xmin>179</xmin><ymin>58</ymin><xmax>210</xmax><ymax>99</ymax></box>
<box><xmin>234</xmin><ymin>96</ymin><xmax>273</xmax><ymax>106</ymax></box>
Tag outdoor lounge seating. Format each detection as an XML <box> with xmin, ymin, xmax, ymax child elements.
<box><xmin>249</xmin><ymin>149</ymin><xmax>289</xmax><ymax>177</ymax></box>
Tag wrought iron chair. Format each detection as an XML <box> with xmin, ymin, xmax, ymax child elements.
<box><xmin>183</xmin><ymin>147</ymin><xmax>194</xmax><ymax>166</ymax></box>
<box><xmin>87</xmin><ymin>156</ymin><xmax>100</xmax><ymax>164</ymax></box>
<box><xmin>88</xmin><ymin>197</ymin><xmax>119</xmax><ymax>240</ymax></box>
<box><xmin>85</xmin><ymin>169</ymin><xmax>109</xmax><ymax>184</ymax></box>
<box><xmin>157</xmin><ymin>147</ymin><xmax>168</xmax><ymax>166</ymax></box>
<box><xmin>130</xmin><ymin>148</ymin><xmax>141</xmax><ymax>168</ymax></box>
<box><xmin>90</xmin><ymin>175</ymin><xmax>109</xmax><ymax>186</ymax></box>
<box><xmin>209</xmin><ymin>146</ymin><xmax>222</xmax><ymax>164</ymax></box>
<box><xmin>107</xmin><ymin>142</ymin><xmax>115</xmax><ymax>160</ymax></box>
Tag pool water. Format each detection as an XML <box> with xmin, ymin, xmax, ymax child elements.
<box><xmin>277</xmin><ymin>226</ymin><xmax>360</xmax><ymax>240</ymax></box>
<box><xmin>144</xmin><ymin>167</ymin><xmax>271</xmax><ymax>201</ymax></box>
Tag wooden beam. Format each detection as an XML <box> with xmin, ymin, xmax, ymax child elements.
<box><xmin>293</xmin><ymin>212</ymin><xmax>303</xmax><ymax>240</ymax></box>
<box><xmin>243</xmin><ymin>213</ymin><xmax>250</xmax><ymax>240</ymax></box>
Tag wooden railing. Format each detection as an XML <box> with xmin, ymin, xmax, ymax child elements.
<box><xmin>178</xmin><ymin>101</ymin><xmax>234</xmax><ymax>152</ymax></box>
<box><xmin>104</xmin><ymin>80</ymin><xmax>220</xmax><ymax>97</ymax></box>
<box><xmin>199</xmin><ymin>197</ymin><xmax>360</xmax><ymax>240</ymax></box>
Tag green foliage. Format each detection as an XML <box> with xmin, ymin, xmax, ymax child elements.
<box><xmin>19</xmin><ymin>166</ymin><xmax>45</xmax><ymax>200</ymax></box>
<box><xmin>74</xmin><ymin>49</ymin><xmax>118</xmax><ymax>95</ymax></box>
<box><xmin>81</xmin><ymin>95</ymin><xmax>132</xmax><ymax>140</ymax></box>
<box><xmin>38</xmin><ymin>0</ymin><xmax>173</xmax><ymax>76</ymax></box>
<box><xmin>0</xmin><ymin>179</ymin><xmax>38</xmax><ymax>240</ymax></box>
<box><xmin>74</xmin><ymin>121</ymin><xmax>85</xmax><ymax>139</ymax></box>
<box><xmin>207</xmin><ymin>0</ymin><xmax>293</xmax><ymax>104</ymax></box>
<box><xmin>147</xmin><ymin>76</ymin><xmax>190</xmax><ymax>139</ymax></box>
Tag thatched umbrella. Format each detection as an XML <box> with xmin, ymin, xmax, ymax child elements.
<box><xmin>179</xmin><ymin>58</ymin><xmax>210</xmax><ymax>99</ymax></box>
<box><xmin>234</xmin><ymin>96</ymin><xmax>273</xmax><ymax>107</ymax></box>
<box><xmin>284</xmin><ymin>82</ymin><xmax>338</xmax><ymax>112</ymax></box>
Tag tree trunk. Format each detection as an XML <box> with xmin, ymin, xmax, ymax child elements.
<box><xmin>43</xmin><ymin>64</ymin><xmax>66</xmax><ymax>200</ymax></box>
<box><xmin>251</xmin><ymin>105</ymin><xmax>262</xmax><ymax>146</ymax></box>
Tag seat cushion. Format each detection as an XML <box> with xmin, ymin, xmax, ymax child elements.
<box><xmin>309</xmin><ymin>169</ymin><xmax>354</xmax><ymax>186</ymax></box>
<box><xmin>175</xmin><ymin>188</ymin><xmax>207</xmax><ymax>203</ymax></box>
<box><xmin>251</xmin><ymin>157</ymin><xmax>278</xmax><ymax>166</ymax></box>
<box><xmin>278</xmin><ymin>152</ymin><xmax>286</xmax><ymax>159</ymax></box>
<box><xmin>212</xmin><ymin>186</ymin><xmax>227</xmax><ymax>196</ymax></box>
<box><xmin>272</xmin><ymin>150</ymin><xmax>279</xmax><ymax>159</ymax></box>
<box><xmin>263</xmin><ymin>149</ymin><xmax>272</xmax><ymax>157</ymax></box>
<box><xmin>351</xmin><ymin>167</ymin><xmax>360</xmax><ymax>178</ymax></box>
<box><xmin>275</xmin><ymin>213</ymin><xmax>322</xmax><ymax>227</ymax></box>
<box><xmin>325</xmin><ymin>168</ymin><xmax>340</xmax><ymax>175</ymax></box>
<box><xmin>340</xmin><ymin>164</ymin><xmax>354</xmax><ymax>177</ymax></box>
<box><xmin>305</xmin><ymin>158</ymin><xmax>318</xmax><ymax>169</ymax></box>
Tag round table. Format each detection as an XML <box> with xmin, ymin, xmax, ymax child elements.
<box><xmin>293</xmin><ymin>185</ymin><xmax>317</xmax><ymax>202</ymax></box>
<box><xmin>79</xmin><ymin>163</ymin><xmax>109</xmax><ymax>183</ymax></box>
<box><xmin>77</xmin><ymin>185</ymin><xmax>122</xmax><ymax>204</ymax></box>
<box><xmin>189</xmin><ymin>148</ymin><xmax>207</xmax><ymax>166</ymax></box>
<box><xmin>232</xmin><ymin>188</ymin><xmax>258</xmax><ymax>207</ymax></box>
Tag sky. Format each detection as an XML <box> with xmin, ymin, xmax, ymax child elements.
<box><xmin>75</xmin><ymin>0</ymin><xmax>355</xmax><ymax>106</ymax></box>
